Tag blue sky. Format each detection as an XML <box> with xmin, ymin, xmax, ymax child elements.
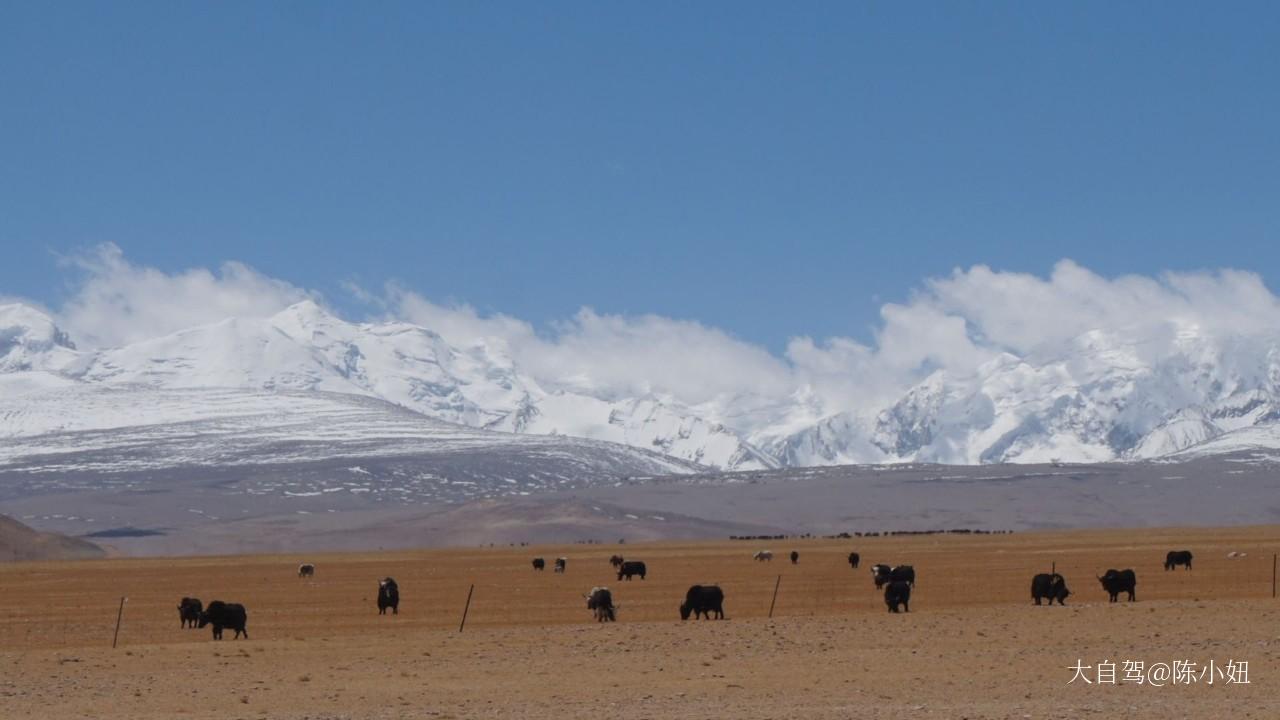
<box><xmin>2</xmin><ymin>2</ymin><xmax>1277</xmax><ymax>351</ymax></box>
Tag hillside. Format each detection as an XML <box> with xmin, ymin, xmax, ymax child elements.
<box><xmin>0</xmin><ymin>514</ymin><xmax>104</xmax><ymax>562</ymax></box>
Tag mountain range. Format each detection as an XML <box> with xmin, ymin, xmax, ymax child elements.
<box><xmin>4</xmin><ymin>301</ymin><xmax>1280</xmax><ymax>471</ymax></box>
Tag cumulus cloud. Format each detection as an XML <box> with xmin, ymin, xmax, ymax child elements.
<box><xmin>372</xmin><ymin>261</ymin><xmax>1280</xmax><ymax>422</ymax></box>
<box><xmin>384</xmin><ymin>283</ymin><xmax>538</xmax><ymax>351</ymax></box>
<box><xmin>57</xmin><ymin>244</ymin><xmax>315</xmax><ymax>347</ymax></box>
<box><xmin>384</xmin><ymin>284</ymin><xmax>793</xmax><ymax>404</ymax></box>
<box><xmin>531</xmin><ymin>309</ymin><xmax>795</xmax><ymax>403</ymax></box>
<box><xmin>17</xmin><ymin>247</ymin><xmax>1280</xmax><ymax>425</ymax></box>
<box><xmin>920</xmin><ymin>261</ymin><xmax>1280</xmax><ymax>358</ymax></box>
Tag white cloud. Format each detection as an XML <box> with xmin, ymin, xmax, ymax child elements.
<box><xmin>530</xmin><ymin>308</ymin><xmax>795</xmax><ymax>403</ymax></box>
<box><xmin>377</xmin><ymin>261</ymin><xmax>1280</xmax><ymax>423</ymax></box>
<box><xmin>383</xmin><ymin>283</ymin><xmax>538</xmax><ymax>351</ymax></box>
<box><xmin>384</xmin><ymin>284</ymin><xmax>793</xmax><ymax>404</ymax></box>
<box><xmin>920</xmin><ymin>260</ymin><xmax>1280</xmax><ymax>358</ymax></box>
<box><xmin>57</xmin><ymin>244</ymin><xmax>314</xmax><ymax>348</ymax></box>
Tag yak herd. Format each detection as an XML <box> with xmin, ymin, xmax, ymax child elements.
<box><xmin>175</xmin><ymin>548</ymin><xmax>1198</xmax><ymax>639</ymax></box>
<box><xmin>176</xmin><ymin>597</ymin><xmax>247</xmax><ymax>639</ymax></box>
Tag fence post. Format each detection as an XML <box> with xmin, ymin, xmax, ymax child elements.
<box><xmin>111</xmin><ymin>597</ymin><xmax>127</xmax><ymax>649</ymax></box>
<box><xmin>1272</xmin><ymin>554</ymin><xmax>1276</xmax><ymax>599</ymax></box>
<box><xmin>458</xmin><ymin>584</ymin><xmax>475</xmax><ymax>632</ymax></box>
<box><xmin>768</xmin><ymin>575</ymin><xmax>782</xmax><ymax>618</ymax></box>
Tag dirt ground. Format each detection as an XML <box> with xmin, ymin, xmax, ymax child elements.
<box><xmin>1</xmin><ymin>526</ymin><xmax>1278</xmax><ymax>719</ymax></box>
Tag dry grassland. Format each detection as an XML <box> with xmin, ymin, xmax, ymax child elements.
<box><xmin>1</xmin><ymin>526</ymin><xmax>1278</xmax><ymax>719</ymax></box>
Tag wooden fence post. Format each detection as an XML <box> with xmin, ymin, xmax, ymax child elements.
<box><xmin>112</xmin><ymin>597</ymin><xmax>127</xmax><ymax>649</ymax></box>
<box><xmin>459</xmin><ymin>584</ymin><xmax>475</xmax><ymax>632</ymax></box>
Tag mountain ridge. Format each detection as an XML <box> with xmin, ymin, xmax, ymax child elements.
<box><xmin>5</xmin><ymin>300</ymin><xmax>1280</xmax><ymax>469</ymax></box>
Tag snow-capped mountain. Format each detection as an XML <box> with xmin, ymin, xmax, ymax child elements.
<box><xmin>0</xmin><ymin>302</ymin><xmax>771</xmax><ymax>469</ymax></box>
<box><xmin>0</xmin><ymin>304</ymin><xmax>85</xmax><ymax>375</ymax></box>
<box><xmin>0</xmin><ymin>384</ymin><xmax>698</xmax><ymax>483</ymax></box>
<box><xmin>488</xmin><ymin>393</ymin><xmax>778</xmax><ymax>469</ymax></box>
<box><xmin>753</xmin><ymin>411</ymin><xmax>882</xmax><ymax>467</ymax></box>
<box><xmin>5</xmin><ymin>300</ymin><xmax>1280</xmax><ymax>469</ymax></box>
<box><xmin>858</xmin><ymin>330</ymin><xmax>1280</xmax><ymax>464</ymax></box>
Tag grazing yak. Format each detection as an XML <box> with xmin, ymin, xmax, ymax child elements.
<box><xmin>1030</xmin><ymin>573</ymin><xmax>1071</xmax><ymax>606</ymax></box>
<box><xmin>554</xmin><ymin>557</ymin><xmax>567</xmax><ymax>573</ymax></box>
<box><xmin>198</xmin><ymin>600</ymin><xmax>247</xmax><ymax>640</ymax></box>
<box><xmin>884</xmin><ymin>581</ymin><xmax>911</xmax><ymax>613</ymax></box>
<box><xmin>617</xmin><ymin>560</ymin><xmax>647</xmax><ymax>581</ymax></box>
<box><xmin>680</xmin><ymin>585</ymin><xmax>725</xmax><ymax>620</ymax></box>
<box><xmin>1165</xmin><ymin>550</ymin><xmax>1193</xmax><ymax>571</ymax></box>
<box><xmin>298</xmin><ymin>563</ymin><xmax>315</xmax><ymax>578</ymax></box>
<box><xmin>586</xmin><ymin>586</ymin><xmax>616</xmax><ymax>622</ymax></box>
<box><xmin>847</xmin><ymin>552</ymin><xmax>860</xmax><ymax>569</ymax></box>
<box><xmin>177</xmin><ymin>597</ymin><xmax>202</xmax><ymax>628</ymax></box>
<box><xmin>532</xmin><ymin>557</ymin><xmax>546</xmax><ymax>571</ymax></box>
<box><xmin>871</xmin><ymin>564</ymin><xmax>892</xmax><ymax>589</ymax></box>
<box><xmin>790</xmin><ymin>550</ymin><xmax>799</xmax><ymax>565</ymax></box>
<box><xmin>609</xmin><ymin>555</ymin><xmax>625</xmax><ymax>568</ymax></box>
<box><xmin>872</xmin><ymin>564</ymin><xmax>914</xmax><ymax>588</ymax></box>
<box><xmin>753</xmin><ymin>550</ymin><xmax>773</xmax><ymax>562</ymax></box>
<box><xmin>1097</xmin><ymin>569</ymin><xmax>1137</xmax><ymax>602</ymax></box>
<box><xmin>890</xmin><ymin>565</ymin><xmax>916</xmax><ymax>587</ymax></box>
<box><xmin>377</xmin><ymin>577</ymin><xmax>400</xmax><ymax>615</ymax></box>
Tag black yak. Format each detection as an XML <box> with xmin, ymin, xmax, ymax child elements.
<box><xmin>586</xmin><ymin>586</ymin><xmax>616</xmax><ymax>622</ymax></box>
<box><xmin>1097</xmin><ymin>569</ymin><xmax>1137</xmax><ymax>602</ymax></box>
<box><xmin>378</xmin><ymin>577</ymin><xmax>400</xmax><ymax>615</ymax></box>
<box><xmin>198</xmin><ymin>600</ymin><xmax>247</xmax><ymax>640</ymax></box>
<box><xmin>884</xmin><ymin>581</ymin><xmax>911</xmax><ymax>613</ymax></box>
<box><xmin>1164</xmin><ymin>550</ymin><xmax>1193</xmax><ymax>571</ymax></box>
<box><xmin>617</xmin><ymin>560</ymin><xmax>646</xmax><ymax>581</ymax></box>
<box><xmin>871</xmin><ymin>564</ymin><xmax>892</xmax><ymax>589</ymax></box>
<box><xmin>890</xmin><ymin>565</ymin><xmax>915</xmax><ymax>587</ymax></box>
<box><xmin>679</xmin><ymin>585</ymin><xmax>725</xmax><ymax>620</ymax></box>
<box><xmin>177</xmin><ymin>597</ymin><xmax>202</xmax><ymax>628</ymax></box>
<box><xmin>1030</xmin><ymin>573</ymin><xmax>1070</xmax><ymax>606</ymax></box>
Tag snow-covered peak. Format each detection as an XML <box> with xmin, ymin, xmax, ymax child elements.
<box><xmin>488</xmin><ymin>392</ymin><xmax>777</xmax><ymax>470</ymax></box>
<box><xmin>0</xmin><ymin>304</ymin><xmax>73</xmax><ymax>349</ymax></box>
<box><xmin>0</xmin><ymin>303</ymin><xmax>83</xmax><ymax>374</ymax></box>
<box><xmin>268</xmin><ymin>299</ymin><xmax>344</xmax><ymax>336</ymax></box>
<box><xmin>0</xmin><ymin>300</ymin><xmax>766</xmax><ymax>469</ymax></box>
<box><xmin>83</xmin><ymin>315</ymin><xmax>358</xmax><ymax>393</ymax></box>
<box><xmin>8</xmin><ymin>298</ymin><xmax>1280</xmax><ymax>470</ymax></box>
